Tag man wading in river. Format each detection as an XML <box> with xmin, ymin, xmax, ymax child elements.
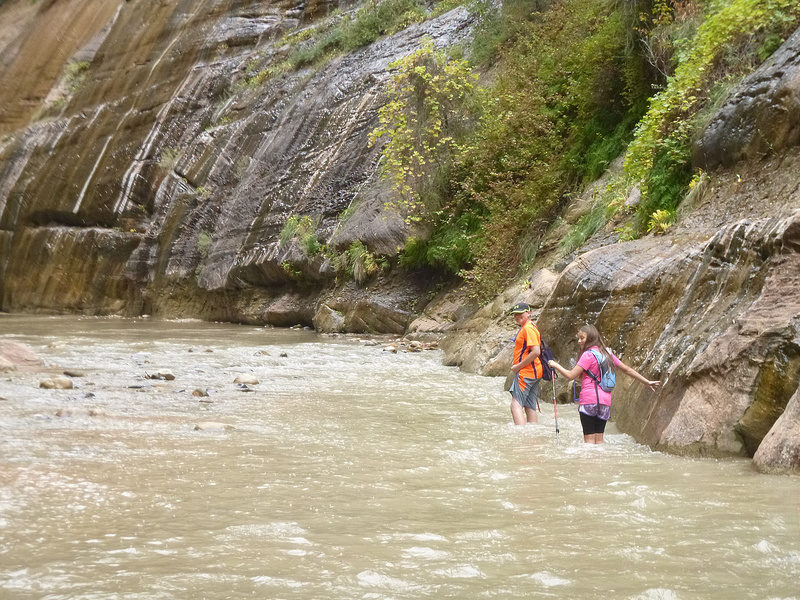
<box><xmin>508</xmin><ymin>302</ymin><xmax>543</xmax><ymax>426</ymax></box>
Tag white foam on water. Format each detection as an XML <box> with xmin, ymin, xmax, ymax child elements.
<box><xmin>401</xmin><ymin>546</ymin><xmax>450</xmax><ymax>560</ymax></box>
<box><xmin>631</xmin><ymin>588</ymin><xmax>681</xmax><ymax>600</ymax></box>
<box><xmin>357</xmin><ymin>570</ymin><xmax>426</xmax><ymax>592</ymax></box>
<box><xmin>252</xmin><ymin>576</ymin><xmax>305</xmax><ymax>587</ymax></box>
<box><xmin>409</xmin><ymin>532</ymin><xmax>449</xmax><ymax>542</ymax></box>
<box><xmin>287</xmin><ymin>536</ymin><xmax>313</xmax><ymax>545</ymax></box>
<box><xmin>754</xmin><ymin>539</ymin><xmax>779</xmax><ymax>553</ymax></box>
<box><xmin>527</xmin><ymin>571</ymin><xmax>571</xmax><ymax>587</ymax></box>
<box><xmin>454</xmin><ymin>529</ymin><xmax>507</xmax><ymax>541</ymax></box>
<box><xmin>222</xmin><ymin>521</ymin><xmax>307</xmax><ymax>540</ymax></box>
<box><xmin>433</xmin><ymin>564</ymin><xmax>484</xmax><ymax>578</ymax></box>
<box><xmin>107</xmin><ymin>547</ymin><xmax>138</xmax><ymax>555</ymax></box>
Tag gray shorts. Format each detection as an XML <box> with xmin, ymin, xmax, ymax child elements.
<box><xmin>509</xmin><ymin>376</ymin><xmax>541</xmax><ymax>409</ymax></box>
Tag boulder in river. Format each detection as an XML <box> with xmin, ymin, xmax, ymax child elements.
<box><xmin>40</xmin><ymin>375</ymin><xmax>73</xmax><ymax>389</ymax></box>
<box><xmin>146</xmin><ymin>370</ymin><xmax>175</xmax><ymax>380</ymax></box>
<box><xmin>194</xmin><ymin>421</ymin><xmax>235</xmax><ymax>431</ymax></box>
<box><xmin>313</xmin><ymin>304</ymin><xmax>346</xmax><ymax>333</ymax></box>
<box><xmin>752</xmin><ymin>387</ymin><xmax>800</xmax><ymax>475</ymax></box>
<box><xmin>233</xmin><ymin>374</ymin><xmax>259</xmax><ymax>385</ymax></box>
<box><xmin>0</xmin><ymin>341</ymin><xmax>43</xmax><ymax>369</ymax></box>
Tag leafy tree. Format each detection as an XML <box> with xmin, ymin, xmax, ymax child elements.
<box><xmin>369</xmin><ymin>38</ymin><xmax>479</xmax><ymax>221</ymax></box>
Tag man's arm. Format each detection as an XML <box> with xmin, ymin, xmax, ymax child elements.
<box><xmin>511</xmin><ymin>345</ymin><xmax>540</xmax><ymax>373</ymax></box>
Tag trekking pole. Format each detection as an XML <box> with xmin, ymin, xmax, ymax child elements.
<box><xmin>552</xmin><ymin>374</ymin><xmax>559</xmax><ymax>445</ymax></box>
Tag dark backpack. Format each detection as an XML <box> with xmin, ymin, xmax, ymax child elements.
<box><xmin>531</xmin><ymin>324</ymin><xmax>556</xmax><ymax>382</ymax></box>
<box><xmin>538</xmin><ymin>339</ymin><xmax>556</xmax><ymax>381</ymax></box>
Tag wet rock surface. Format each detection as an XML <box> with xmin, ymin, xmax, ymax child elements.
<box><xmin>693</xmin><ymin>27</ymin><xmax>800</xmax><ymax>171</ymax></box>
<box><xmin>0</xmin><ymin>341</ymin><xmax>44</xmax><ymax>369</ymax></box>
<box><xmin>753</xmin><ymin>386</ymin><xmax>800</xmax><ymax>474</ymax></box>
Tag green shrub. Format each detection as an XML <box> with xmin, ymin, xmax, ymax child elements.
<box><xmin>279</xmin><ymin>216</ymin><xmax>300</xmax><ymax>248</ymax></box>
<box><xmin>624</xmin><ymin>0</ymin><xmax>799</xmax><ymax>226</ymax></box>
<box><xmin>636</xmin><ymin>143</ymin><xmax>692</xmax><ymax>231</ymax></box>
<box><xmin>443</xmin><ymin>0</ymin><xmax>655</xmax><ymax>298</ymax></box>
<box><xmin>289</xmin><ymin>0</ymin><xmax>430</xmax><ymax>69</ymax></box>
<box><xmin>345</xmin><ymin>240</ymin><xmax>379</xmax><ymax>285</ymax></box>
<box><xmin>279</xmin><ymin>215</ymin><xmax>322</xmax><ymax>255</ymax></box>
<box><xmin>559</xmin><ymin>203</ymin><xmax>606</xmax><ymax>255</ymax></box>
<box><xmin>615</xmin><ymin>222</ymin><xmax>637</xmax><ymax>242</ymax></box>
<box><xmin>370</xmin><ymin>38</ymin><xmax>479</xmax><ymax>220</ymax></box>
<box><xmin>65</xmin><ymin>61</ymin><xmax>90</xmax><ymax>93</ymax></box>
<box><xmin>197</xmin><ymin>231</ymin><xmax>212</xmax><ymax>258</ymax></box>
<box><xmin>158</xmin><ymin>147</ymin><xmax>179</xmax><ymax>171</ymax></box>
<box><xmin>398</xmin><ymin>212</ymin><xmax>480</xmax><ymax>274</ymax></box>
<box><xmin>647</xmin><ymin>208</ymin><xmax>676</xmax><ymax>234</ymax></box>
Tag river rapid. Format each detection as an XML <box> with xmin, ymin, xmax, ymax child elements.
<box><xmin>0</xmin><ymin>315</ymin><xmax>797</xmax><ymax>599</ymax></box>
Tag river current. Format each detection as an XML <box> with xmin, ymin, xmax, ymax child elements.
<box><xmin>0</xmin><ymin>315</ymin><xmax>797</xmax><ymax>599</ymax></box>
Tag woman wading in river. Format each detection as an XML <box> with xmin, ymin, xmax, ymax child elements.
<box><xmin>547</xmin><ymin>325</ymin><xmax>660</xmax><ymax>444</ymax></box>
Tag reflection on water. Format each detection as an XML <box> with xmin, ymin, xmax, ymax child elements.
<box><xmin>1</xmin><ymin>315</ymin><xmax>798</xmax><ymax>599</ymax></box>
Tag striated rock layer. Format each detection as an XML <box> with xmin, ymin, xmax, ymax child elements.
<box><xmin>0</xmin><ymin>0</ymin><xmax>473</xmax><ymax>328</ymax></box>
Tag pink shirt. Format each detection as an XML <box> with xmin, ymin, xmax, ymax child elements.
<box><xmin>577</xmin><ymin>347</ymin><xmax>621</xmax><ymax>406</ymax></box>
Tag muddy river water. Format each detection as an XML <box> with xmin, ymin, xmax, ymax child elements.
<box><xmin>0</xmin><ymin>315</ymin><xmax>797</xmax><ymax>599</ymax></box>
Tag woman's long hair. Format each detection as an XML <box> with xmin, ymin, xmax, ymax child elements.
<box><xmin>578</xmin><ymin>324</ymin><xmax>615</xmax><ymax>372</ymax></box>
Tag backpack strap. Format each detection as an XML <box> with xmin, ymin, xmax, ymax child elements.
<box><xmin>586</xmin><ymin>349</ymin><xmax>603</xmax><ymax>407</ymax></box>
<box><xmin>530</xmin><ymin>323</ymin><xmax>541</xmax><ymax>378</ymax></box>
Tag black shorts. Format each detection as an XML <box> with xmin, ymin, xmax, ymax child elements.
<box><xmin>579</xmin><ymin>412</ymin><xmax>608</xmax><ymax>435</ymax></box>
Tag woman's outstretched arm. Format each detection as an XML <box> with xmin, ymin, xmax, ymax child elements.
<box><xmin>548</xmin><ymin>360</ymin><xmax>583</xmax><ymax>381</ymax></box>
<box><xmin>617</xmin><ymin>361</ymin><xmax>661</xmax><ymax>391</ymax></box>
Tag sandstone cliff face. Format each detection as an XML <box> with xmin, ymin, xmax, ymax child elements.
<box><xmin>0</xmin><ymin>0</ymin><xmax>471</xmax><ymax>327</ymax></box>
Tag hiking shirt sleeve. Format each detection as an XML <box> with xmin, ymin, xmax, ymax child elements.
<box><xmin>577</xmin><ymin>347</ymin><xmax>612</xmax><ymax>405</ymax></box>
<box><xmin>514</xmin><ymin>322</ymin><xmax>543</xmax><ymax>380</ymax></box>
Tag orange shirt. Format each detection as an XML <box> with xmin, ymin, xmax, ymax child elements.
<box><xmin>513</xmin><ymin>321</ymin><xmax>543</xmax><ymax>380</ymax></box>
